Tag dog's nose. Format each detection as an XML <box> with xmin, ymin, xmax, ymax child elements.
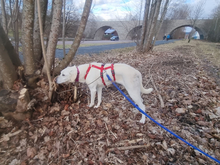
<box><xmin>55</xmin><ymin>76</ymin><xmax>59</xmax><ymax>83</ymax></box>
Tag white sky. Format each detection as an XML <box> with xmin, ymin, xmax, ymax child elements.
<box><xmin>75</xmin><ymin>0</ymin><xmax>219</xmax><ymax>21</ymax></box>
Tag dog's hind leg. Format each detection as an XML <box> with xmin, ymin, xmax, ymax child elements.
<box><xmin>89</xmin><ymin>87</ymin><xmax>96</xmax><ymax>107</ymax></box>
<box><xmin>126</xmin><ymin>89</ymin><xmax>146</xmax><ymax>123</ymax></box>
<box><xmin>94</xmin><ymin>87</ymin><xmax>103</xmax><ymax>108</ymax></box>
<box><xmin>124</xmin><ymin>77</ymin><xmax>146</xmax><ymax>123</ymax></box>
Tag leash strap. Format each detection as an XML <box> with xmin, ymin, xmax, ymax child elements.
<box><xmin>105</xmin><ymin>73</ymin><xmax>220</xmax><ymax>164</ymax></box>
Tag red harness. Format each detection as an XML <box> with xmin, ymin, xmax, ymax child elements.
<box><xmin>84</xmin><ymin>64</ymin><xmax>116</xmax><ymax>86</ymax></box>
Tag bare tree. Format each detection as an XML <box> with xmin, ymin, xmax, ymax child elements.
<box><xmin>62</xmin><ymin>0</ymin><xmax>66</xmax><ymax>56</ymax></box>
<box><xmin>144</xmin><ymin>0</ymin><xmax>162</xmax><ymax>52</ymax></box>
<box><xmin>33</xmin><ymin>0</ymin><xmax>48</xmax><ymax>63</ymax></box>
<box><xmin>1</xmin><ymin>0</ymin><xmax>8</xmax><ymax>34</ymax></box>
<box><xmin>37</xmin><ymin>0</ymin><xmax>53</xmax><ymax>101</ymax></box>
<box><xmin>0</xmin><ymin>22</ymin><xmax>21</xmax><ymax>67</ymax></box>
<box><xmin>139</xmin><ymin>0</ymin><xmax>150</xmax><ymax>50</ymax></box>
<box><xmin>138</xmin><ymin>0</ymin><xmax>164</xmax><ymax>53</ymax></box>
<box><xmin>152</xmin><ymin>0</ymin><xmax>169</xmax><ymax>48</ymax></box>
<box><xmin>22</xmin><ymin>0</ymin><xmax>36</xmax><ymax>75</ymax></box>
<box><xmin>118</xmin><ymin>0</ymin><xmax>145</xmax><ymax>42</ymax></box>
<box><xmin>54</xmin><ymin>0</ymin><xmax>93</xmax><ymax>75</ymax></box>
<box><xmin>42</xmin><ymin>0</ymin><xmax>63</xmax><ymax>74</ymax></box>
<box><xmin>7</xmin><ymin>0</ymin><xmax>21</xmax><ymax>54</ymax></box>
<box><xmin>0</xmin><ymin>23</ymin><xmax>18</xmax><ymax>89</ymax></box>
<box><xmin>166</xmin><ymin>3</ymin><xmax>190</xmax><ymax>20</ymax></box>
<box><xmin>188</xmin><ymin>0</ymin><xmax>206</xmax><ymax>43</ymax></box>
<box><xmin>203</xmin><ymin>4</ymin><xmax>220</xmax><ymax>42</ymax></box>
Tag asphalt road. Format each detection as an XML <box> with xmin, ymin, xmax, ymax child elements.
<box><xmin>55</xmin><ymin>40</ymin><xmax>176</xmax><ymax>59</ymax></box>
<box><xmin>19</xmin><ymin>40</ymin><xmax>177</xmax><ymax>61</ymax></box>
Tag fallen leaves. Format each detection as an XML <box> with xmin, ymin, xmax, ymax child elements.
<box><xmin>1</xmin><ymin>41</ymin><xmax>220</xmax><ymax>164</ymax></box>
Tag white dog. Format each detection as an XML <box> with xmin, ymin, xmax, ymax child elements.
<box><xmin>56</xmin><ymin>63</ymin><xmax>153</xmax><ymax>123</ymax></box>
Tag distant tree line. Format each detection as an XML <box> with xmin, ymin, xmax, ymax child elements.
<box><xmin>203</xmin><ymin>4</ymin><xmax>220</xmax><ymax>42</ymax></box>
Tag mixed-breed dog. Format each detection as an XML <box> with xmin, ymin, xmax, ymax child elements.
<box><xmin>56</xmin><ymin>63</ymin><xmax>153</xmax><ymax>124</ymax></box>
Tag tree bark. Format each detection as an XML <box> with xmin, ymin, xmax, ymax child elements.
<box><xmin>37</xmin><ymin>0</ymin><xmax>53</xmax><ymax>101</ymax></box>
<box><xmin>152</xmin><ymin>0</ymin><xmax>169</xmax><ymax>48</ymax></box>
<box><xmin>138</xmin><ymin>0</ymin><xmax>151</xmax><ymax>52</ymax></box>
<box><xmin>42</xmin><ymin>0</ymin><xmax>63</xmax><ymax>74</ymax></box>
<box><xmin>33</xmin><ymin>0</ymin><xmax>48</xmax><ymax>63</ymax></box>
<box><xmin>62</xmin><ymin>0</ymin><xmax>66</xmax><ymax>56</ymax></box>
<box><xmin>143</xmin><ymin>0</ymin><xmax>162</xmax><ymax>52</ymax></box>
<box><xmin>54</xmin><ymin>0</ymin><xmax>93</xmax><ymax>75</ymax></box>
<box><xmin>22</xmin><ymin>0</ymin><xmax>36</xmax><ymax>75</ymax></box>
<box><xmin>0</xmin><ymin>37</ymin><xmax>17</xmax><ymax>89</ymax></box>
<box><xmin>1</xmin><ymin>0</ymin><xmax>8</xmax><ymax>34</ymax></box>
<box><xmin>0</xmin><ymin>23</ymin><xmax>21</xmax><ymax>67</ymax></box>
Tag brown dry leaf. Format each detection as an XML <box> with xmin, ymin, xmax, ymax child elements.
<box><xmin>64</xmin><ymin>104</ymin><xmax>69</xmax><ymax>111</ymax></box>
<box><xmin>96</xmin><ymin>120</ymin><xmax>103</xmax><ymax>127</ymax></box>
<box><xmin>61</xmin><ymin>110</ymin><xmax>70</xmax><ymax>116</ymax></box>
<box><xmin>27</xmin><ymin>147</ymin><xmax>37</xmax><ymax>158</ymax></box>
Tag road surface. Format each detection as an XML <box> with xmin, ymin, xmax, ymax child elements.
<box><xmin>55</xmin><ymin>39</ymin><xmax>177</xmax><ymax>59</ymax></box>
<box><xmin>19</xmin><ymin>40</ymin><xmax>177</xmax><ymax>61</ymax></box>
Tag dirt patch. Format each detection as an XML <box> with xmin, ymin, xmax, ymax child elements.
<box><xmin>0</xmin><ymin>40</ymin><xmax>220</xmax><ymax>164</ymax></box>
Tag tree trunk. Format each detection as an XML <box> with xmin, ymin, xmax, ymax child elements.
<box><xmin>14</xmin><ymin>0</ymin><xmax>20</xmax><ymax>55</ymax></box>
<box><xmin>33</xmin><ymin>0</ymin><xmax>48</xmax><ymax>63</ymax></box>
<box><xmin>138</xmin><ymin>0</ymin><xmax>150</xmax><ymax>52</ymax></box>
<box><xmin>1</xmin><ymin>0</ymin><xmax>8</xmax><ymax>34</ymax></box>
<box><xmin>54</xmin><ymin>0</ymin><xmax>93</xmax><ymax>75</ymax></box>
<box><xmin>42</xmin><ymin>0</ymin><xmax>63</xmax><ymax>74</ymax></box>
<box><xmin>152</xmin><ymin>0</ymin><xmax>169</xmax><ymax>48</ymax></box>
<box><xmin>0</xmin><ymin>37</ymin><xmax>17</xmax><ymax>89</ymax></box>
<box><xmin>0</xmin><ymin>23</ymin><xmax>21</xmax><ymax>67</ymax></box>
<box><xmin>143</xmin><ymin>0</ymin><xmax>162</xmax><ymax>52</ymax></box>
<box><xmin>22</xmin><ymin>0</ymin><xmax>36</xmax><ymax>75</ymax></box>
<box><xmin>62</xmin><ymin>0</ymin><xmax>66</xmax><ymax>56</ymax></box>
<box><xmin>37</xmin><ymin>0</ymin><xmax>53</xmax><ymax>101</ymax></box>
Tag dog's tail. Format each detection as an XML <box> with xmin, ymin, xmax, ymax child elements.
<box><xmin>139</xmin><ymin>72</ymin><xmax>153</xmax><ymax>94</ymax></box>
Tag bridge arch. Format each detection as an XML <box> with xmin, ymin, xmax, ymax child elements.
<box><xmin>91</xmin><ymin>20</ymin><xmax>207</xmax><ymax>40</ymax></box>
<box><xmin>126</xmin><ymin>25</ymin><xmax>142</xmax><ymax>40</ymax></box>
<box><xmin>169</xmin><ymin>25</ymin><xmax>206</xmax><ymax>39</ymax></box>
<box><xmin>93</xmin><ymin>26</ymin><xmax>119</xmax><ymax>40</ymax></box>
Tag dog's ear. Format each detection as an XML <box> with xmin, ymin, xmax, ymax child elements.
<box><xmin>69</xmin><ymin>66</ymin><xmax>77</xmax><ymax>82</ymax></box>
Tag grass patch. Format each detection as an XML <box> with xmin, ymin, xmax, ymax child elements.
<box><xmin>56</xmin><ymin>41</ymin><xmax>133</xmax><ymax>49</ymax></box>
<box><xmin>154</xmin><ymin>40</ymin><xmax>220</xmax><ymax>66</ymax></box>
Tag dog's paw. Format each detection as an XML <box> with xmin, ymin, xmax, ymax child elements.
<box><xmin>139</xmin><ymin>118</ymin><xmax>145</xmax><ymax>124</ymax></box>
<box><xmin>94</xmin><ymin>105</ymin><xmax>100</xmax><ymax>108</ymax></box>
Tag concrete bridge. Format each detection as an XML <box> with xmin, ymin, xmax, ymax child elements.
<box><xmin>88</xmin><ymin>19</ymin><xmax>207</xmax><ymax>40</ymax></box>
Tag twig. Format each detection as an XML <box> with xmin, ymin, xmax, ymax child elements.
<box><xmin>37</xmin><ymin>0</ymin><xmax>53</xmax><ymax>101</ymax></box>
<box><xmin>150</xmin><ymin>75</ymin><xmax>165</xmax><ymax>108</ymax></box>
<box><xmin>148</xmin><ymin>62</ymin><xmax>165</xmax><ymax>108</ymax></box>
<box><xmin>107</xmin><ymin>145</ymin><xmax>149</xmax><ymax>152</ymax></box>
<box><xmin>104</xmin><ymin>122</ymin><xmax>110</xmax><ymax>146</ymax></box>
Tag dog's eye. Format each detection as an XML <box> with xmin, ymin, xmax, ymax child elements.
<box><xmin>62</xmin><ymin>74</ymin><xmax>65</xmax><ymax>76</ymax></box>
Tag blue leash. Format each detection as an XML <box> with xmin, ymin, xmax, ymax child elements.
<box><xmin>106</xmin><ymin>74</ymin><xmax>220</xmax><ymax>164</ymax></box>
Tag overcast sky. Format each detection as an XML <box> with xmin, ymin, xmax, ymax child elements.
<box><xmin>75</xmin><ymin>0</ymin><xmax>219</xmax><ymax>21</ymax></box>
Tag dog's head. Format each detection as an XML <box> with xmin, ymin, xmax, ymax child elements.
<box><xmin>56</xmin><ymin>66</ymin><xmax>77</xmax><ymax>84</ymax></box>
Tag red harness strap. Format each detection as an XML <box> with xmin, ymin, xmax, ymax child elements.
<box><xmin>104</xmin><ymin>64</ymin><xmax>116</xmax><ymax>81</ymax></box>
<box><xmin>84</xmin><ymin>64</ymin><xmax>92</xmax><ymax>80</ymax></box>
<box><xmin>84</xmin><ymin>63</ymin><xmax>116</xmax><ymax>86</ymax></box>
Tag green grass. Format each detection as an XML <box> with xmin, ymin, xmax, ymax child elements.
<box><xmin>56</xmin><ymin>42</ymin><xmax>130</xmax><ymax>49</ymax></box>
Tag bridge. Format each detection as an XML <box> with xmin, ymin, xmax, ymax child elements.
<box><xmin>86</xmin><ymin>19</ymin><xmax>207</xmax><ymax>40</ymax></box>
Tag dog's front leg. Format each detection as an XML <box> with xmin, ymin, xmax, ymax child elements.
<box><xmin>89</xmin><ymin>87</ymin><xmax>96</xmax><ymax>107</ymax></box>
<box><xmin>94</xmin><ymin>87</ymin><xmax>102</xmax><ymax>108</ymax></box>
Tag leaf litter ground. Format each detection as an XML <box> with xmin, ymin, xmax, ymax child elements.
<box><xmin>1</xmin><ymin>40</ymin><xmax>220</xmax><ymax>165</ymax></box>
